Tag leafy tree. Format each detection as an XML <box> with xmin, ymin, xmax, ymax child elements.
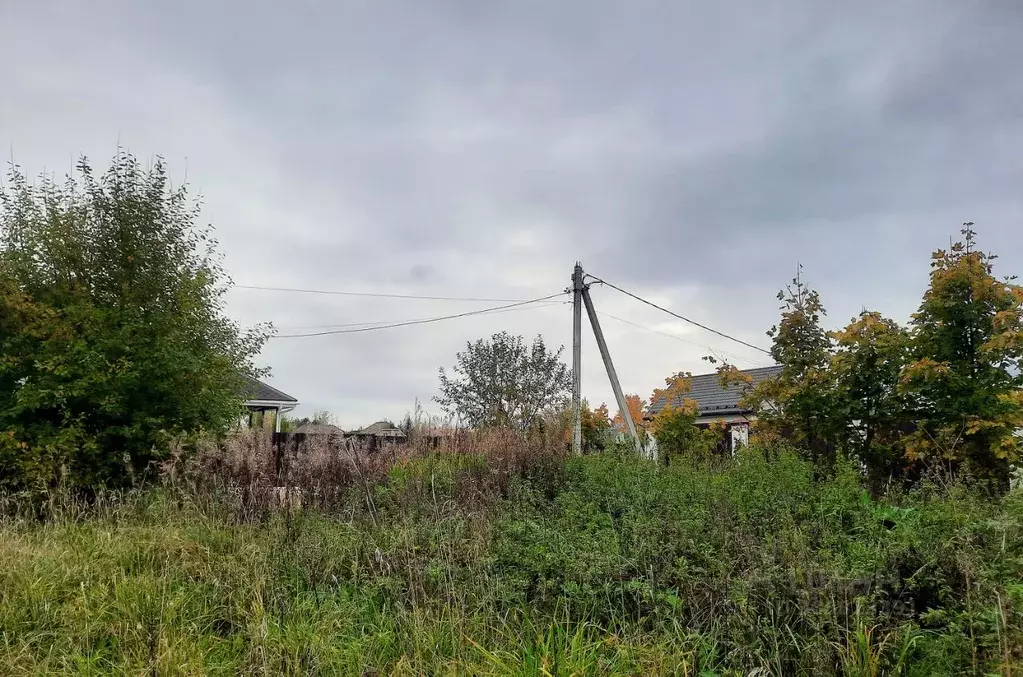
<box><xmin>769</xmin><ymin>270</ymin><xmax>832</xmax><ymax>377</ymax></box>
<box><xmin>830</xmin><ymin>311</ymin><xmax>912</xmax><ymax>489</ymax></box>
<box><xmin>435</xmin><ymin>331</ymin><xmax>571</xmax><ymax>431</ymax></box>
<box><xmin>579</xmin><ymin>400</ymin><xmax>611</xmax><ymax>453</ymax></box>
<box><xmin>748</xmin><ymin>273</ymin><xmax>839</xmax><ymax>462</ymax></box>
<box><xmin>0</xmin><ymin>152</ymin><xmax>270</xmax><ymax>490</ymax></box>
<box><xmin>612</xmin><ymin>394</ymin><xmax>647</xmax><ymax>434</ymax></box>
<box><xmin>732</xmin><ymin>226</ymin><xmax>1021</xmax><ymax>490</ymax></box>
<box><xmin>399</xmin><ymin>413</ymin><xmax>414</xmax><ymax>438</ymax></box>
<box><xmin>900</xmin><ymin>224</ymin><xmax>1023</xmax><ymax>485</ymax></box>
<box><xmin>648</xmin><ymin>372</ymin><xmax>718</xmax><ymax>463</ymax></box>
<box><xmin>708</xmin><ymin>358</ymin><xmax>755</xmax><ymax>390</ymax></box>
<box><xmin>286</xmin><ymin>409</ymin><xmax>337</xmax><ymax>430</ymax></box>
<box><xmin>311</xmin><ymin>409</ymin><xmax>336</xmax><ymax>425</ymax></box>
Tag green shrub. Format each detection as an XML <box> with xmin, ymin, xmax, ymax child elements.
<box><xmin>0</xmin><ymin>153</ymin><xmax>269</xmax><ymax>491</ymax></box>
<box><xmin>0</xmin><ymin>446</ymin><xmax>1019</xmax><ymax>675</ymax></box>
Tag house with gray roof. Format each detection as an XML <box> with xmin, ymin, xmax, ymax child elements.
<box><xmin>293</xmin><ymin>422</ymin><xmax>343</xmax><ymax>436</ymax></box>
<box><xmin>645</xmin><ymin>365</ymin><xmax>781</xmax><ymax>453</ymax></box>
<box><xmin>353</xmin><ymin>421</ymin><xmax>406</xmax><ymax>451</ymax></box>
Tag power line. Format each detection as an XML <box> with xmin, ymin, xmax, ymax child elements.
<box><xmin>272</xmin><ymin>293</ymin><xmax>567</xmax><ymax>338</ymax></box>
<box><xmin>276</xmin><ymin>301</ymin><xmax>567</xmax><ymax>331</ymax></box>
<box><xmin>594</xmin><ymin>310</ymin><xmax>770</xmax><ymax>367</ymax></box>
<box><xmin>233</xmin><ymin>284</ymin><xmax>527</xmax><ymax>303</ymax></box>
<box><xmin>584</xmin><ymin>274</ymin><xmax>772</xmax><ymax>355</ymax></box>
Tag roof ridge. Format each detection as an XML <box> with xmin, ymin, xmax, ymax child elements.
<box><xmin>686</xmin><ymin>364</ymin><xmax>781</xmax><ymax>379</ymax></box>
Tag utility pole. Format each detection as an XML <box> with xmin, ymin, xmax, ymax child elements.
<box><xmin>581</xmin><ymin>285</ymin><xmax>643</xmax><ymax>454</ymax></box>
<box><xmin>571</xmin><ymin>263</ymin><xmax>583</xmax><ymax>455</ymax></box>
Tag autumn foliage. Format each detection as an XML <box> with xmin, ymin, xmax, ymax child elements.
<box><xmin>741</xmin><ymin>224</ymin><xmax>1023</xmax><ymax>489</ymax></box>
<box><xmin>579</xmin><ymin>401</ymin><xmax>612</xmax><ymax>453</ymax></box>
<box><xmin>612</xmin><ymin>394</ymin><xmax>647</xmax><ymax>433</ymax></box>
<box><xmin>647</xmin><ymin>372</ymin><xmax>697</xmax><ymax>433</ymax></box>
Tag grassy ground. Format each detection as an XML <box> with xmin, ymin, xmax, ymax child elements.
<box><xmin>0</xmin><ymin>444</ymin><xmax>1020</xmax><ymax>675</ymax></box>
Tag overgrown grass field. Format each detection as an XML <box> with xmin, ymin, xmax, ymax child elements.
<box><xmin>1</xmin><ymin>440</ymin><xmax>1020</xmax><ymax>675</ymax></box>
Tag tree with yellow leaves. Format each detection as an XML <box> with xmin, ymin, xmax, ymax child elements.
<box><xmin>612</xmin><ymin>394</ymin><xmax>648</xmax><ymax>434</ymax></box>
<box><xmin>721</xmin><ymin>225</ymin><xmax>1021</xmax><ymax>490</ymax></box>
<box><xmin>830</xmin><ymin>310</ymin><xmax>912</xmax><ymax>489</ymax></box>
<box><xmin>648</xmin><ymin>372</ymin><xmax>719</xmax><ymax>464</ymax></box>
<box><xmin>899</xmin><ymin>223</ymin><xmax>1023</xmax><ymax>486</ymax></box>
<box><xmin>744</xmin><ymin>272</ymin><xmax>841</xmax><ymax>463</ymax></box>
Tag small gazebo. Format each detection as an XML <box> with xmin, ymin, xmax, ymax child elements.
<box><xmin>242</xmin><ymin>375</ymin><xmax>298</xmax><ymax>432</ymax></box>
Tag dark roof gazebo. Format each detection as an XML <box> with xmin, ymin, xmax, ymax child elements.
<box><xmin>242</xmin><ymin>375</ymin><xmax>298</xmax><ymax>432</ymax></box>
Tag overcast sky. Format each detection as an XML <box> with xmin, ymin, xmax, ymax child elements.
<box><xmin>3</xmin><ymin>1</ymin><xmax>1022</xmax><ymax>427</ymax></box>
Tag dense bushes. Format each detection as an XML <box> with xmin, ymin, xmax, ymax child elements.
<box><xmin>0</xmin><ymin>153</ymin><xmax>269</xmax><ymax>491</ymax></box>
<box><xmin>1</xmin><ymin>436</ymin><xmax>1018</xmax><ymax>675</ymax></box>
<box><xmin>496</xmin><ymin>447</ymin><xmax>1022</xmax><ymax>673</ymax></box>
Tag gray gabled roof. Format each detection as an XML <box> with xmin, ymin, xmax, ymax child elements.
<box><xmin>242</xmin><ymin>375</ymin><xmax>298</xmax><ymax>404</ymax></box>
<box><xmin>356</xmin><ymin>421</ymin><xmax>406</xmax><ymax>437</ymax></box>
<box><xmin>646</xmin><ymin>365</ymin><xmax>781</xmax><ymax>419</ymax></box>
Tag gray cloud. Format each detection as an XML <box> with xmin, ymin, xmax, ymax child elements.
<box><xmin>3</xmin><ymin>0</ymin><xmax>1022</xmax><ymax>424</ymax></box>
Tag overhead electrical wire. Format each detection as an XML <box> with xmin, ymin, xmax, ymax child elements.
<box><xmin>233</xmin><ymin>284</ymin><xmax>527</xmax><ymax>303</ymax></box>
<box><xmin>275</xmin><ymin>301</ymin><xmax>567</xmax><ymax>331</ymax></box>
<box><xmin>243</xmin><ymin>273</ymin><xmax>771</xmax><ymax>359</ymax></box>
<box><xmin>271</xmin><ymin>292</ymin><xmax>567</xmax><ymax>338</ymax></box>
<box><xmin>594</xmin><ymin>310</ymin><xmax>771</xmax><ymax>368</ymax></box>
<box><xmin>584</xmin><ymin>273</ymin><xmax>772</xmax><ymax>356</ymax></box>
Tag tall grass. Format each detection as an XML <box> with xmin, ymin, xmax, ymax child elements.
<box><xmin>0</xmin><ymin>431</ymin><xmax>1019</xmax><ymax>675</ymax></box>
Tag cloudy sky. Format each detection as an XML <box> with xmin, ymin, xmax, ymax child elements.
<box><xmin>3</xmin><ymin>1</ymin><xmax>1022</xmax><ymax>427</ymax></box>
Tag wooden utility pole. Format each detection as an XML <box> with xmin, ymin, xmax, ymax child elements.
<box><xmin>571</xmin><ymin>263</ymin><xmax>583</xmax><ymax>455</ymax></box>
<box><xmin>581</xmin><ymin>285</ymin><xmax>643</xmax><ymax>454</ymax></box>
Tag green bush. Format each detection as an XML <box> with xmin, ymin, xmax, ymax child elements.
<box><xmin>0</xmin><ymin>153</ymin><xmax>269</xmax><ymax>491</ymax></box>
<box><xmin>0</xmin><ymin>446</ymin><xmax>1019</xmax><ymax>675</ymax></box>
<box><xmin>493</xmin><ymin>446</ymin><xmax>1022</xmax><ymax>674</ymax></box>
